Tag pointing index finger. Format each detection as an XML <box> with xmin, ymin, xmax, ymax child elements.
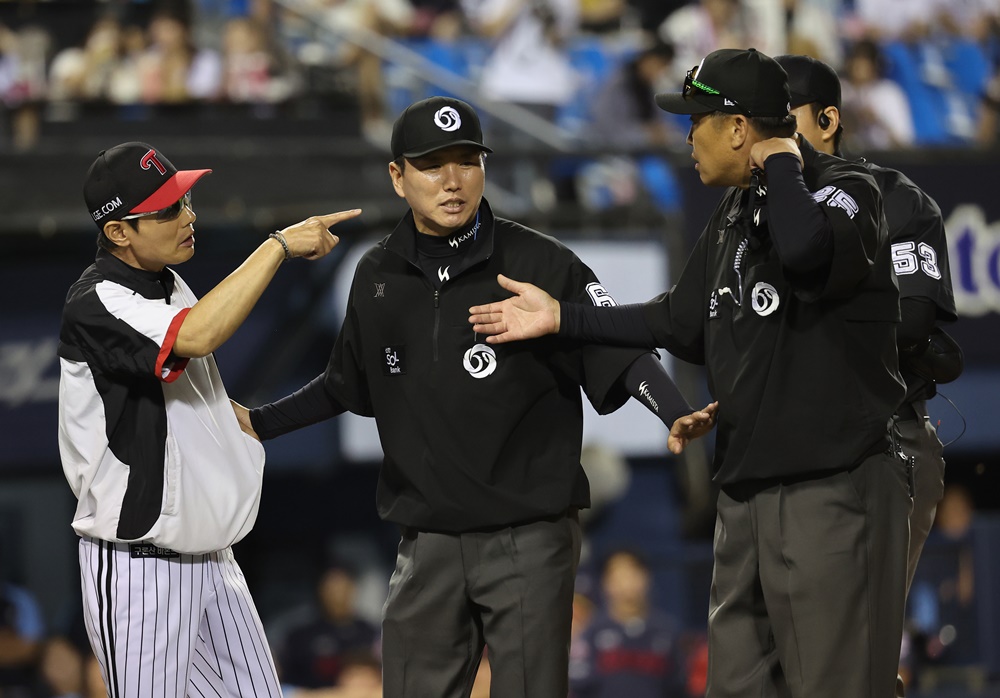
<box><xmin>318</xmin><ymin>209</ymin><xmax>362</xmax><ymax>227</ymax></box>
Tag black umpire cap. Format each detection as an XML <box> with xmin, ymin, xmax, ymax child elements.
<box><xmin>391</xmin><ymin>96</ymin><xmax>493</xmax><ymax>160</ymax></box>
<box><xmin>84</xmin><ymin>142</ymin><xmax>211</xmax><ymax>229</ymax></box>
<box><xmin>655</xmin><ymin>47</ymin><xmax>791</xmax><ymax>118</ymax></box>
<box><xmin>775</xmin><ymin>54</ymin><xmax>842</xmax><ymax>110</ymax></box>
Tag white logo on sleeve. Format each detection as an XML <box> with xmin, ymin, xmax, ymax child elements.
<box><xmin>585</xmin><ymin>282</ymin><xmax>618</xmax><ymax>307</ymax></box>
<box><xmin>463</xmin><ymin>343</ymin><xmax>497</xmax><ymax>379</ymax></box>
<box><xmin>434</xmin><ymin>107</ymin><xmax>462</xmax><ymax>132</ymax></box>
<box><xmin>811</xmin><ymin>185</ymin><xmax>859</xmax><ymax>219</ymax></box>
<box><xmin>751</xmin><ymin>282</ymin><xmax>780</xmax><ymax>316</ymax></box>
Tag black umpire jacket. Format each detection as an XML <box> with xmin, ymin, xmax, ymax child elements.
<box><xmin>640</xmin><ymin>140</ymin><xmax>905</xmax><ymax>485</ymax></box>
<box><xmin>323</xmin><ymin>200</ymin><xmax>647</xmax><ymax>532</ymax></box>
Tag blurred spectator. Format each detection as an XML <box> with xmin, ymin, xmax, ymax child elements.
<box><xmin>840</xmin><ymin>38</ymin><xmax>916</xmax><ymax>150</ymax></box>
<box><xmin>579</xmin><ymin>0</ymin><xmax>629</xmax><ymax>34</ymax></box>
<box><xmin>0</xmin><ymin>23</ymin><xmax>50</xmax><ymax>151</ymax></box>
<box><xmin>48</xmin><ymin>17</ymin><xmax>123</xmax><ymax>102</ymax></box>
<box><xmin>577</xmin><ymin>39</ymin><xmax>683</xmax><ymax>213</ymax></box>
<box><xmin>907</xmin><ymin>483</ymin><xmax>982</xmax><ymax>689</ymax></box>
<box><xmin>658</xmin><ymin>0</ymin><xmax>769</xmax><ymax>81</ymax></box>
<box><xmin>850</xmin><ymin>0</ymin><xmax>937</xmax><ymax>41</ymax></box>
<box><xmin>220</xmin><ymin>16</ymin><xmax>297</xmax><ymax>103</ymax></box>
<box><xmin>0</xmin><ymin>581</ymin><xmax>45</xmax><ymax>695</ymax></box>
<box><xmin>462</xmin><ymin>0</ymin><xmax>580</xmax><ymax>116</ymax></box>
<box><xmin>569</xmin><ymin>550</ymin><xmax>685</xmax><ymax>697</ymax></box>
<box><xmin>291</xmin><ymin>652</ymin><xmax>383</xmax><ymax>698</ymax></box>
<box><xmin>277</xmin><ymin>561</ymin><xmax>380</xmax><ymax>690</ymax></box>
<box><xmin>38</xmin><ymin>637</ymin><xmax>85</xmax><ymax>698</ymax></box>
<box><xmin>978</xmin><ymin>65</ymin><xmax>1000</xmax><ymax>145</ymax></box>
<box><xmin>410</xmin><ymin>0</ymin><xmax>466</xmax><ymax>39</ymax></box>
<box><xmin>764</xmin><ymin>0</ymin><xmax>843</xmax><ymax>68</ymax></box>
<box><xmin>589</xmin><ymin>39</ymin><xmax>676</xmax><ymax>149</ymax></box>
<box><xmin>138</xmin><ymin>11</ymin><xmax>221</xmax><ymax>103</ymax></box>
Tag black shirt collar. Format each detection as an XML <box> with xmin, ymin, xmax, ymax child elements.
<box><xmin>94</xmin><ymin>248</ymin><xmax>176</xmax><ymax>301</ymax></box>
<box><xmin>385</xmin><ymin>198</ymin><xmax>496</xmax><ymax>269</ymax></box>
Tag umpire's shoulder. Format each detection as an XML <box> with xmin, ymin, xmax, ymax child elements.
<box><xmin>494</xmin><ymin>215</ymin><xmax>576</xmax><ymax>259</ymax></box>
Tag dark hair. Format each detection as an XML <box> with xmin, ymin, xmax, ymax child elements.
<box><xmin>749</xmin><ymin>114</ymin><xmax>798</xmax><ymax>139</ymax></box>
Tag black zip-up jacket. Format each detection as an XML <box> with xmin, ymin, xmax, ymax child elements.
<box><xmin>324</xmin><ymin>201</ymin><xmax>649</xmax><ymax>532</ymax></box>
<box><xmin>639</xmin><ymin>140</ymin><xmax>905</xmax><ymax>484</ymax></box>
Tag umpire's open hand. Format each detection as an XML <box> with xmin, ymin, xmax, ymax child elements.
<box><xmin>469</xmin><ymin>274</ymin><xmax>561</xmax><ymax>344</ymax></box>
<box><xmin>280</xmin><ymin>209</ymin><xmax>361</xmax><ymax>260</ymax></box>
<box><xmin>668</xmin><ymin>401</ymin><xmax>719</xmax><ymax>454</ymax></box>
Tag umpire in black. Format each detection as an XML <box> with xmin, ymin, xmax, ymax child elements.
<box><xmin>469</xmin><ymin>48</ymin><xmax>913</xmax><ymax>697</ymax></box>
<box><xmin>241</xmin><ymin>96</ymin><xmax>715</xmax><ymax>697</ymax></box>
<box><xmin>775</xmin><ymin>53</ymin><xmax>964</xmax><ymax>694</ymax></box>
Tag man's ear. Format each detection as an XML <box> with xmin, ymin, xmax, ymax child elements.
<box><xmin>730</xmin><ymin>114</ymin><xmax>750</xmax><ymax>150</ymax></box>
<box><xmin>103</xmin><ymin>220</ymin><xmax>131</xmax><ymax>247</ymax></box>
<box><xmin>388</xmin><ymin>161</ymin><xmax>406</xmax><ymax>199</ymax></box>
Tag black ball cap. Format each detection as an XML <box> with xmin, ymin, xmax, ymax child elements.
<box><xmin>655</xmin><ymin>48</ymin><xmax>791</xmax><ymax>118</ymax></box>
<box><xmin>391</xmin><ymin>96</ymin><xmax>493</xmax><ymax>160</ymax></box>
<box><xmin>84</xmin><ymin>142</ymin><xmax>211</xmax><ymax>229</ymax></box>
<box><xmin>774</xmin><ymin>54</ymin><xmax>842</xmax><ymax>110</ymax></box>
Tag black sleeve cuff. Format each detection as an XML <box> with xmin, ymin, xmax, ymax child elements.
<box><xmin>622</xmin><ymin>353</ymin><xmax>691</xmax><ymax>428</ymax></box>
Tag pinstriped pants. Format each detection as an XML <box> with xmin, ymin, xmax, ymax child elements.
<box><xmin>79</xmin><ymin>537</ymin><xmax>281</xmax><ymax>698</ymax></box>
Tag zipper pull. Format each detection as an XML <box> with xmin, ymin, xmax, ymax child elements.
<box><xmin>433</xmin><ymin>290</ymin><xmax>440</xmax><ymax>309</ymax></box>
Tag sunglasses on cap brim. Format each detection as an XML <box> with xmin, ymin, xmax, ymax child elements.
<box><xmin>683</xmin><ymin>64</ymin><xmax>750</xmax><ymax>116</ymax></box>
<box><xmin>121</xmin><ymin>191</ymin><xmax>192</xmax><ymax>223</ymax></box>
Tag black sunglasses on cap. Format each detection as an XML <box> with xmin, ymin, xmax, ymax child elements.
<box><xmin>683</xmin><ymin>64</ymin><xmax>750</xmax><ymax>115</ymax></box>
<box><xmin>121</xmin><ymin>191</ymin><xmax>192</xmax><ymax>223</ymax></box>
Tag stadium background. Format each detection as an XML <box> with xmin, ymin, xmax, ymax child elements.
<box><xmin>1</xmin><ymin>0</ymin><xmax>999</xmax><ymax>695</ymax></box>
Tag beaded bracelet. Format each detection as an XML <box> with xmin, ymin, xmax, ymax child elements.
<box><xmin>269</xmin><ymin>231</ymin><xmax>291</xmax><ymax>261</ymax></box>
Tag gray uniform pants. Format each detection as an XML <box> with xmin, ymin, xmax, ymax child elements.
<box><xmin>706</xmin><ymin>451</ymin><xmax>912</xmax><ymax>698</ymax></box>
<box><xmin>894</xmin><ymin>400</ymin><xmax>947</xmax><ymax>595</ymax></box>
<box><xmin>381</xmin><ymin>512</ymin><xmax>582</xmax><ymax>698</ymax></box>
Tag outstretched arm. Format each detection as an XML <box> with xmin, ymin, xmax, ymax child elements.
<box><xmin>620</xmin><ymin>353</ymin><xmax>718</xmax><ymax>454</ymax></box>
<box><xmin>469</xmin><ymin>274</ymin><xmax>561</xmax><ymax>343</ymax></box>
<box><xmin>174</xmin><ymin>209</ymin><xmax>361</xmax><ymax>358</ymax></box>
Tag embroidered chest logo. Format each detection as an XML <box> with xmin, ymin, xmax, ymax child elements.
<box><xmin>374</xmin><ymin>283</ymin><xmax>385</xmax><ymax>298</ymax></box>
<box><xmin>463</xmin><ymin>343</ymin><xmax>497</xmax><ymax>379</ymax></box>
<box><xmin>382</xmin><ymin>346</ymin><xmax>405</xmax><ymax>375</ymax></box>
<box><xmin>751</xmin><ymin>282</ymin><xmax>780</xmax><ymax>316</ymax></box>
<box><xmin>438</xmin><ymin>266</ymin><xmax>450</xmax><ymax>283</ymax></box>
<box><xmin>708</xmin><ymin>290</ymin><xmax>720</xmax><ymax>319</ymax></box>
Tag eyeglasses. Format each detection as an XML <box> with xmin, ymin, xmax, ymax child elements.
<box><xmin>683</xmin><ymin>64</ymin><xmax>748</xmax><ymax>115</ymax></box>
<box><xmin>121</xmin><ymin>191</ymin><xmax>192</xmax><ymax>223</ymax></box>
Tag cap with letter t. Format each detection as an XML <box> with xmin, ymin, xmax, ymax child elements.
<box><xmin>390</xmin><ymin>96</ymin><xmax>494</xmax><ymax>160</ymax></box>
<box><xmin>655</xmin><ymin>48</ymin><xmax>791</xmax><ymax>118</ymax></box>
<box><xmin>83</xmin><ymin>142</ymin><xmax>211</xmax><ymax>229</ymax></box>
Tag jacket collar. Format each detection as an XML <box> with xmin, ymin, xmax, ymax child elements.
<box><xmin>384</xmin><ymin>198</ymin><xmax>496</xmax><ymax>270</ymax></box>
<box><xmin>94</xmin><ymin>248</ymin><xmax>176</xmax><ymax>301</ymax></box>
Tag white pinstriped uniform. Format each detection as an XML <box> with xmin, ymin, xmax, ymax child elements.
<box><xmin>80</xmin><ymin>538</ymin><xmax>281</xmax><ymax>698</ymax></box>
<box><xmin>59</xmin><ymin>253</ymin><xmax>281</xmax><ymax>698</ymax></box>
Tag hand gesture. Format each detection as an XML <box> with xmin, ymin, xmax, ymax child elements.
<box><xmin>469</xmin><ymin>274</ymin><xmax>560</xmax><ymax>344</ymax></box>
<box><xmin>667</xmin><ymin>401</ymin><xmax>718</xmax><ymax>454</ymax></box>
<box><xmin>231</xmin><ymin>400</ymin><xmax>260</xmax><ymax>441</ymax></box>
<box><xmin>279</xmin><ymin>209</ymin><xmax>362</xmax><ymax>260</ymax></box>
<box><xmin>749</xmin><ymin>137</ymin><xmax>802</xmax><ymax>171</ymax></box>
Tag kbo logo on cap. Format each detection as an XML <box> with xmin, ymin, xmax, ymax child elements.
<box><xmin>434</xmin><ymin>107</ymin><xmax>461</xmax><ymax>132</ymax></box>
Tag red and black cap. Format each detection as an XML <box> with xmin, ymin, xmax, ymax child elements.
<box><xmin>84</xmin><ymin>142</ymin><xmax>211</xmax><ymax>228</ymax></box>
<box><xmin>391</xmin><ymin>96</ymin><xmax>493</xmax><ymax>160</ymax></box>
<box><xmin>774</xmin><ymin>54</ymin><xmax>842</xmax><ymax>110</ymax></box>
<box><xmin>655</xmin><ymin>48</ymin><xmax>791</xmax><ymax>118</ymax></box>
